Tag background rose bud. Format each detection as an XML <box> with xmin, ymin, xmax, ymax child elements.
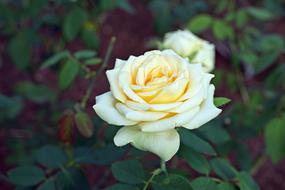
<box><xmin>163</xmin><ymin>29</ymin><xmax>215</xmax><ymax>72</ymax></box>
<box><xmin>93</xmin><ymin>50</ymin><xmax>221</xmax><ymax>161</ymax></box>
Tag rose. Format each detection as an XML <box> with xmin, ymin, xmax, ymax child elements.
<box><xmin>93</xmin><ymin>50</ymin><xmax>221</xmax><ymax>161</ymax></box>
<box><xmin>163</xmin><ymin>29</ymin><xmax>215</xmax><ymax>72</ymax></box>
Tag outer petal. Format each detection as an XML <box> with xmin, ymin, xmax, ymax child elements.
<box><xmin>116</xmin><ymin>103</ymin><xmax>168</xmax><ymax>121</ymax></box>
<box><xmin>114</xmin><ymin>59</ymin><xmax>125</xmax><ymax>69</ymax></box>
<box><xmin>192</xmin><ymin>42</ymin><xmax>215</xmax><ymax>73</ymax></box>
<box><xmin>93</xmin><ymin>92</ymin><xmax>138</xmax><ymax>126</ymax></box>
<box><xmin>114</xmin><ymin>126</ymin><xmax>180</xmax><ymax>161</ymax></box>
<box><xmin>106</xmin><ymin>69</ymin><xmax>127</xmax><ymax>102</ymax></box>
<box><xmin>183</xmin><ymin>85</ymin><xmax>222</xmax><ymax>129</ymax></box>
<box><xmin>140</xmin><ymin>107</ymin><xmax>200</xmax><ymax>132</ymax></box>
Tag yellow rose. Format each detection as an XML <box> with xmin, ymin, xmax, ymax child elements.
<box><xmin>93</xmin><ymin>50</ymin><xmax>221</xmax><ymax>161</ymax></box>
<box><xmin>163</xmin><ymin>30</ymin><xmax>215</xmax><ymax>72</ymax></box>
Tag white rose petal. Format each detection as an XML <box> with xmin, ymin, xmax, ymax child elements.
<box><xmin>183</xmin><ymin>85</ymin><xmax>222</xmax><ymax>129</ymax></box>
<box><xmin>114</xmin><ymin>126</ymin><xmax>180</xmax><ymax>161</ymax></box>
<box><xmin>93</xmin><ymin>92</ymin><xmax>137</xmax><ymax>126</ymax></box>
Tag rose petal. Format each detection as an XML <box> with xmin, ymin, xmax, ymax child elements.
<box><xmin>150</xmin><ymin>76</ymin><xmax>189</xmax><ymax>104</ymax></box>
<box><xmin>116</xmin><ymin>103</ymin><xmax>167</xmax><ymax>121</ymax></box>
<box><xmin>114</xmin><ymin>59</ymin><xmax>126</xmax><ymax>68</ymax></box>
<box><xmin>119</xmin><ymin>71</ymin><xmax>146</xmax><ymax>103</ymax></box>
<box><xmin>106</xmin><ymin>69</ymin><xmax>127</xmax><ymax>102</ymax></box>
<box><xmin>183</xmin><ymin>85</ymin><xmax>222</xmax><ymax>129</ymax></box>
<box><xmin>140</xmin><ymin>106</ymin><xmax>200</xmax><ymax>132</ymax></box>
<box><xmin>114</xmin><ymin>126</ymin><xmax>180</xmax><ymax>161</ymax></box>
<box><xmin>93</xmin><ymin>92</ymin><xmax>137</xmax><ymax>126</ymax></box>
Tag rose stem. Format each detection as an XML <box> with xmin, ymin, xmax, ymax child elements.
<box><xmin>80</xmin><ymin>37</ymin><xmax>116</xmax><ymax>109</ymax></box>
<box><xmin>142</xmin><ymin>168</ymin><xmax>162</xmax><ymax>190</ymax></box>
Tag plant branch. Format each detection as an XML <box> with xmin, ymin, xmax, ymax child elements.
<box><xmin>250</xmin><ymin>153</ymin><xmax>268</xmax><ymax>175</ymax></box>
<box><xmin>80</xmin><ymin>37</ymin><xmax>116</xmax><ymax>108</ymax></box>
<box><xmin>142</xmin><ymin>168</ymin><xmax>162</xmax><ymax>190</ymax></box>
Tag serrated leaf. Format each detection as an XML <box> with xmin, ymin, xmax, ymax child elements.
<box><xmin>179</xmin><ymin>128</ymin><xmax>216</xmax><ymax>156</ymax></box>
<box><xmin>41</xmin><ymin>51</ymin><xmax>70</xmax><ymax>69</ymax></box>
<box><xmin>35</xmin><ymin>145</ymin><xmax>67</xmax><ymax>169</ymax></box>
<box><xmin>212</xmin><ymin>20</ymin><xmax>234</xmax><ymax>40</ymax></box>
<box><xmin>214</xmin><ymin>97</ymin><xmax>231</xmax><ymax>107</ymax></box>
<box><xmin>8</xmin><ymin>166</ymin><xmax>45</xmax><ymax>186</ymax></box>
<box><xmin>84</xmin><ymin>58</ymin><xmax>102</xmax><ymax>65</ymax></box>
<box><xmin>57</xmin><ymin>111</ymin><xmax>74</xmax><ymax>144</ymax></box>
<box><xmin>63</xmin><ymin>7</ymin><xmax>88</xmax><ymax>41</ymax></box>
<box><xmin>210</xmin><ymin>158</ymin><xmax>237</xmax><ymax>180</ymax></box>
<box><xmin>75</xmin><ymin>112</ymin><xmax>94</xmax><ymax>138</ymax></box>
<box><xmin>8</xmin><ymin>30</ymin><xmax>33</xmax><ymax>70</ymax></box>
<box><xmin>265</xmin><ymin>114</ymin><xmax>285</xmax><ymax>163</ymax></box>
<box><xmin>180</xmin><ymin>147</ymin><xmax>210</xmax><ymax>174</ymax></box>
<box><xmin>187</xmin><ymin>14</ymin><xmax>212</xmax><ymax>33</ymax></box>
<box><xmin>111</xmin><ymin>160</ymin><xmax>145</xmax><ymax>184</ymax></box>
<box><xmin>55</xmin><ymin>168</ymin><xmax>90</xmax><ymax>190</ymax></box>
<box><xmin>246</xmin><ymin>7</ymin><xmax>273</xmax><ymax>20</ymax></box>
<box><xmin>238</xmin><ymin>171</ymin><xmax>260</xmax><ymax>190</ymax></box>
<box><xmin>74</xmin><ymin>50</ymin><xmax>96</xmax><ymax>59</ymax></box>
<box><xmin>59</xmin><ymin>58</ymin><xmax>80</xmax><ymax>89</ymax></box>
<box><xmin>14</xmin><ymin>81</ymin><xmax>55</xmax><ymax>103</ymax></box>
<box><xmin>81</xmin><ymin>29</ymin><xmax>100</xmax><ymax>49</ymax></box>
<box><xmin>217</xmin><ymin>182</ymin><xmax>235</xmax><ymax>190</ymax></box>
<box><xmin>153</xmin><ymin>174</ymin><xmax>193</xmax><ymax>190</ymax></box>
<box><xmin>191</xmin><ymin>177</ymin><xmax>217</xmax><ymax>190</ymax></box>
<box><xmin>37</xmin><ymin>179</ymin><xmax>56</xmax><ymax>190</ymax></box>
<box><xmin>74</xmin><ymin>144</ymin><xmax>126</xmax><ymax>165</ymax></box>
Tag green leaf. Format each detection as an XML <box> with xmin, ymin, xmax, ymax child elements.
<box><xmin>84</xmin><ymin>58</ymin><xmax>102</xmax><ymax>65</ymax></box>
<box><xmin>153</xmin><ymin>174</ymin><xmax>193</xmax><ymax>190</ymax></box>
<box><xmin>14</xmin><ymin>81</ymin><xmax>55</xmax><ymax>103</ymax></box>
<box><xmin>37</xmin><ymin>179</ymin><xmax>56</xmax><ymax>190</ymax></box>
<box><xmin>217</xmin><ymin>182</ymin><xmax>235</xmax><ymax>190</ymax></box>
<box><xmin>212</xmin><ymin>20</ymin><xmax>234</xmax><ymax>40</ymax></box>
<box><xmin>198</xmin><ymin>123</ymin><xmax>230</xmax><ymax>145</ymax></box>
<box><xmin>59</xmin><ymin>58</ymin><xmax>80</xmax><ymax>89</ymax></box>
<box><xmin>104</xmin><ymin>184</ymin><xmax>138</xmax><ymax>190</ymax></box>
<box><xmin>187</xmin><ymin>14</ymin><xmax>212</xmax><ymax>33</ymax></box>
<box><xmin>256</xmin><ymin>35</ymin><xmax>284</xmax><ymax>52</ymax></box>
<box><xmin>180</xmin><ymin>147</ymin><xmax>210</xmax><ymax>174</ymax></box>
<box><xmin>191</xmin><ymin>177</ymin><xmax>217</xmax><ymax>190</ymax></box>
<box><xmin>111</xmin><ymin>160</ymin><xmax>145</xmax><ymax>184</ymax></box>
<box><xmin>63</xmin><ymin>7</ymin><xmax>88</xmax><ymax>41</ymax></box>
<box><xmin>55</xmin><ymin>168</ymin><xmax>90</xmax><ymax>190</ymax></box>
<box><xmin>74</xmin><ymin>144</ymin><xmax>126</xmax><ymax>165</ymax></box>
<box><xmin>117</xmin><ymin>0</ymin><xmax>135</xmax><ymax>13</ymax></box>
<box><xmin>0</xmin><ymin>94</ymin><xmax>23</xmax><ymax>119</ymax></box>
<box><xmin>75</xmin><ymin>112</ymin><xmax>94</xmax><ymax>138</ymax></box>
<box><xmin>246</xmin><ymin>7</ymin><xmax>273</xmax><ymax>20</ymax></box>
<box><xmin>35</xmin><ymin>145</ymin><xmax>67</xmax><ymax>169</ymax></box>
<box><xmin>265</xmin><ymin>114</ymin><xmax>285</xmax><ymax>163</ymax></box>
<box><xmin>74</xmin><ymin>50</ymin><xmax>96</xmax><ymax>59</ymax></box>
<box><xmin>81</xmin><ymin>29</ymin><xmax>100</xmax><ymax>49</ymax></box>
<box><xmin>214</xmin><ymin>97</ymin><xmax>231</xmax><ymax>107</ymax></box>
<box><xmin>236</xmin><ymin>10</ymin><xmax>248</xmax><ymax>28</ymax></box>
<box><xmin>210</xmin><ymin>158</ymin><xmax>237</xmax><ymax>180</ymax></box>
<box><xmin>179</xmin><ymin>128</ymin><xmax>216</xmax><ymax>156</ymax></box>
<box><xmin>8</xmin><ymin>30</ymin><xmax>33</xmax><ymax>70</ymax></box>
<box><xmin>8</xmin><ymin>166</ymin><xmax>45</xmax><ymax>186</ymax></box>
<box><xmin>41</xmin><ymin>51</ymin><xmax>70</xmax><ymax>69</ymax></box>
<box><xmin>238</xmin><ymin>171</ymin><xmax>260</xmax><ymax>190</ymax></box>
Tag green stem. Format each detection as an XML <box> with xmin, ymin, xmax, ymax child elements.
<box><xmin>80</xmin><ymin>37</ymin><xmax>116</xmax><ymax>108</ymax></box>
<box><xmin>160</xmin><ymin>160</ymin><xmax>168</xmax><ymax>175</ymax></box>
<box><xmin>142</xmin><ymin>168</ymin><xmax>162</xmax><ymax>190</ymax></box>
<box><xmin>250</xmin><ymin>154</ymin><xmax>267</xmax><ymax>175</ymax></box>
